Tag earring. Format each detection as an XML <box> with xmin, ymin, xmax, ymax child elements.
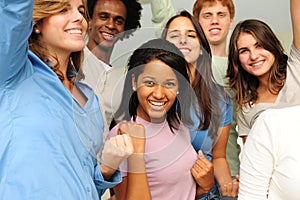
<box><xmin>132</xmin><ymin>86</ymin><xmax>136</xmax><ymax>91</ymax></box>
<box><xmin>34</xmin><ymin>28</ymin><xmax>40</xmax><ymax>34</ymax></box>
<box><xmin>176</xmin><ymin>91</ymin><xmax>179</xmax><ymax>95</ymax></box>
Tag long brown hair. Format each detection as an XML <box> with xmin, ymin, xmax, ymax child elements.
<box><xmin>162</xmin><ymin>11</ymin><xmax>228</xmax><ymax>139</ymax></box>
<box><xmin>227</xmin><ymin>19</ymin><xmax>287</xmax><ymax>109</ymax></box>
<box><xmin>29</xmin><ymin>0</ymin><xmax>89</xmax><ymax>82</ymax></box>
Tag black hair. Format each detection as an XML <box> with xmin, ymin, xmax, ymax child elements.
<box><xmin>114</xmin><ymin>39</ymin><xmax>194</xmax><ymax>132</ymax></box>
<box><xmin>87</xmin><ymin>0</ymin><xmax>142</xmax><ymax>39</ymax></box>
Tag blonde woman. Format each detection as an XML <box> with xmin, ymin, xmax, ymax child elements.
<box><xmin>0</xmin><ymin>0</ymin><xmax>135</xmax><ymax>199</ymax></box>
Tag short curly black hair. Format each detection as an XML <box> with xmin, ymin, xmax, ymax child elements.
<box><xmin>87</xmin><ymin>0</ymin><xmax>142</xmax><ymax>39</ymax></box>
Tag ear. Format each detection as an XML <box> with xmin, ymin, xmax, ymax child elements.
<box><xmin>88</xmin><ymin>19</ymin><xmax>93</xmax><ymax>32</ymax></box>
<box><xmin>132</xmin><ymin>74</ymin><xmax>137</xmax><ymax>91</ymax></box>
<box><xmin>229</xmin><ymin>18</ymin><xmax>234</xmax><ymax>29</ymax></box>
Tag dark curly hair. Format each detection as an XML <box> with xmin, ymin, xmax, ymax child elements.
<box><xmin>87</xmin><ymin>0</ymin><xmax>142</xmax><ymax>39</ymax></box>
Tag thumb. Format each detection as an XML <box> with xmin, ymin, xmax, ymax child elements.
<box><xmin>198</xmin><ymin>150</ymin><xmax>204</xmax><ymax>157</ymax></box>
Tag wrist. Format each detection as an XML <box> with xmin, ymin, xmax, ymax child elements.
<box><xmin>128</xmin><ymin>153</ymin><xmax>146</xmax><ymax>173</ymax></box>
<box><xmin>100</xmin><ymin>164</ymin><xmax>116</xmax><ymax>181</ymax></box>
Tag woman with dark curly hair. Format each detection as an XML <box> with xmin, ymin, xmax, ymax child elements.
<box><xmin>226</xmin><ymin>4</ymin><xmax>300</xmax><ymax>141</ymax></box>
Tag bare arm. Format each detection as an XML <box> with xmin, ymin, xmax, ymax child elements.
<box><xmin>291</xmin><ymin>0</ymin><xmax>300</xmax><ymax>51</ymax></box>
<box><xmin>213</xmin><ymin>124</ymin><xmax>239</xmax><ymax>198</ymax></box>
<box><xmin>114</xmin><ymin>122</ymin><xmax>151</xmax><ymax>200</ymax></box>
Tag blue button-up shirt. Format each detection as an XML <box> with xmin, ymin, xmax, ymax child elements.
<box><xmin>0</xmin><ymin>0</ymin><xmax>121</xmax><ymax>199</ymax></box>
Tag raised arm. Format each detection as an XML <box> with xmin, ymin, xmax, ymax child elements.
<box><xmin>150</xmin><ymin>0</ymin><xmax>176</xmax><ymax>30</ymax></box>
<box><xmin>291</xmin><ymin>0</ymin><xmax>300</xmax><ymax>51</ymax></box>
<box><xmin>0</xmin><ymin>0</ymin><xmax>33</xmax><ymax>86</ymax></box>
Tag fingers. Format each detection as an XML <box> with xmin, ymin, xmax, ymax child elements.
<box><xmin>220</xmin><ymin>179</ymin><xmax>239</xmax><ymax>198</ymax></box>
<box><xmin>117</xmin><ymin>121</ymin><xmax>146</xmax><ymax>153</ymax></box>
<box><xmin>115</xmin><ymin>134</ymin><xmax>134</xmax><ymax>155</ymax></box>
<box><xmin>191</xmin><ymin>152</ymin><xmax>214</xmax><ymax>190</ymax></box>
<box><xmin>100</xmin><ymin>135</ymin><xmax>134</xmax><ymax>170</ymax></box>
<box><xmin>118</xmin><ymin>121</ymin><xmax>145</xmax><ymax>139</ymax></box>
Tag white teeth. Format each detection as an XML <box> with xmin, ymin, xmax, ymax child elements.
<box><xmin>150</xmin><ymin>101</ymin><xmax>164</xmax><ymax>106</ymax></box>
<box><xmin>210</xmin><ymin>29</ymin><xmax>220</xmax><ymax>33</ymax></box>
<box><xmin>180</xmin><ymin>49</ymin><xmax>190</xmax><ymax>54</ymax></box>
<box><xmin>103</xmin><ymin>32</ymin><xmax>113</xmax><ymax>38</ymax></box>
<box><xmin>68</xmin><ymin>29</ymin><xmax>82</xmax><ymax>34</ymax></box>
<box><xmin>252</xmin><ymin>61</ymin><xmax>263</xmax><ymax>66</ymax></box>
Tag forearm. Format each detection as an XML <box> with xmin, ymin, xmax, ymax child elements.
<box><xmin>126</xmin><ymin>154</ymin><xmax>151</xmax><ymax>200</ymax></box>
<box><xmin>291</xmin><ymin>0</ymin><xmax>300</xmax><ymax>50</ymax></box>
<box><xmin>150</xmin><ymin>0</ymin><xmax>176</xmax><ymax>29</ymax></box>
<box><xmin>213</xmin><ymin>157</ymin><xmax>232</xmax><ymax>186</ymax></box>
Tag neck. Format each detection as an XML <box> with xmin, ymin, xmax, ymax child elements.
<box><xmin>210</xmin><ymin>41</ymin><xmax>228</xmax><ymax>57</ymax></box>
<box><xmin>258</xmin><ymin>73</ymin><xmax>270</xmax><ymax>89</ymax></box>
<box><xmin>87</xmin><ymin>42</ymin><xmax>113</xmax><ymax>65</ymax></box>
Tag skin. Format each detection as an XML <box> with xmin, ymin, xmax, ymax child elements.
<box><xmin>166</xmin><ymin>16</ymin><xmax>238</xmax><ymax>198</ymax></box>
<box><xmin>237</xmin><ymin>32</ymin><xmax>275</xmax><ymax>85</ymax></box>
<box><xmin>37</xmin><ymin>0</ymin><xmax>134</xmax><ymax>182</ymax></box>
<box><xmin>198</xmin><ymin>1</ymin><xmax>234</xmax><ymax>56</ymax></box>
<box><xmin>132</xmin><ymin>60</ymin><xmax>179</xmax><ymax>123</ymax></box>
<box><xmin>113</xmin><ymin>60</ymin><xmax>180</xmax><ymax>200</ymax></box>
<box><xmin>166</xmin><ymin>17</ymin><xmax>201</xmax><ymax>67</ymax></box>
<box><xmin>87</xmin><ymin>0</ymin><xmax>126</xmax><ymax>64</ymax></box>
<box><xmin>38</xmin><ymin>0</ymin><xmax>87</xmax><ymax>104</ymax></box>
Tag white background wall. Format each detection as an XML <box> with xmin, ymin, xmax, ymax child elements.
<box><xmin>111</xmin><ymin>0</ymin><xmax>292</xmax><ymax>67</ymax></box>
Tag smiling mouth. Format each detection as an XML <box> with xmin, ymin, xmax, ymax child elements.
<box><xmin>149</xmin><ymin>100</ymin><xmax>166</xmax><ymax>106</ymax></box>
<box><xmin>209</xmin><ymin>28</ymin><xmax>221</xmax><ymax>34</ymax></box>
<box><xmin>179</xmin><ymin>48</ymin><xmax>191</xmax><ymax>55</ymax></box>
<box><xmin>66</xmin><ymin>29</ymin><xmax>82</xmax><ymax>35</ymax></box>
<box><xmin>102</xmin><ymin>32</ymin><xmax>114</xmax><ymax>40</ymax></box>
<box><xmin>251</xmin><ymin>60</ymin><xmax>264</xmax><ymax>67</ymax></box>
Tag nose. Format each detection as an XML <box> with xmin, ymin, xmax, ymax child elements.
<box><xmin>105</xmin><ymin>18</ymin><xmax>116</xmax><ymax>30</ymax></box>
<box><xmin>250</xmin><ymin>49</ymin><xmax>258</xmax><ymax>60</ymax></box>
<box><xmin>179</xmin><ymin>35</ymin><xmax>187</xmax><ymax>45</ymax></box>
<box><xmin>72</xmin><ymin>10</ymin><xmax>84</xmax><ymax>23</ymax></box>
<box><xmin>152</xmin><ymin>84</ymin><xmax>165</xmax><ymax>99</ymax></box>
<box><xmin>211</xmin><ymin>14</ymin><xmax>219</xmax><ymax>24</ymax></box>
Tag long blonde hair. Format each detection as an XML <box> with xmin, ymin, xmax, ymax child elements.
<box><xmin>29</xmin><ymin>0</ymin><xmax>88</xmax><ymax>82</ymax></box>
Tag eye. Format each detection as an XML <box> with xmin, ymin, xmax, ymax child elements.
<box><xmin>203</xmin><ymin>14</ymin><xmax>211</xmax><ymax>19</ymax></box>
<box><xmin>188</xmin><ymin>34</ymin><xmax>197</xmax><ymax>38</ymax></box>
<box><xmin>78</xmin><ymin>7</ymin><xmax>85</xmax><ymax>15</ymax></box>
<box><xmin>115</xmin><ymin>18</ymin><xmax>125</xmax><ymax>25</ymax></box>
<box><xmin>238</xmin><ymin>48</ymin><xmax>247</xmax><ymax>54</ymax></box>
<box><xmin>143</xmin><ymin>80</ymin><xmax>155</xmax><ymax>87</ymax></box>
<box><xmin>164</xmin><ymin>81</ymin><xmax>177</xmax><ymax>89</ymax></box>
<box><xmin>60</xmin><ymin>8</ymin><xmax>69</xmax><ymax>14</ymax></box>
<box><xmin>256</xmin><ymin>43</ymin><xmax>263</xmax><ymax>49</ymax></box>
<box><xmin>169</xmin><ymin>34</ymin><xmax>179</xmax><ymax>39</ymax></box>
<box><xmin>98</xmin><ymin>14</ymin><xmax>108</xmax><ymax>20</ymax></box>
<box><xmin>219</xmin><ymin>13</ymin><xmax>226</xmax><ymax>17</ymax></box>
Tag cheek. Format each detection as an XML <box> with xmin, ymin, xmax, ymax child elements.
<box><xmin>238</xmin><ymin>54</ymin><xmax>248</xmax><ymax>65</ymax></box>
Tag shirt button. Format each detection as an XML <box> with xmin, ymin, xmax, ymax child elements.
<box><xmin>86</xmin><ymin>186</ymin><xmax>91</xmax><ymax>192</ymax></box>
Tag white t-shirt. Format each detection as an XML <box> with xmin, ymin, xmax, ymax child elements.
<box><xmin>81</xmin><ymin>47</ymin><xmax>126</xmax><ymax>139</ymax></box>
<box><xmin>239</xmin><ymin>105</ymin><xmax>300</xmax><ymax>200</ymax></box>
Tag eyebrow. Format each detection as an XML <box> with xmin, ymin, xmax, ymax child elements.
<box><xmin>142</xmin><ymin>76</ymin><xmax>177</xmax><ymax>82</ymax></box>
<box><xmin>167</xmin><ymin>29</ymin><xmax>196</xmax><ymax>34</ymax></box>
<box><xmin>97</xmin><ymin>11</ymin><xmax>125</xmax><ymax>20</ymax></box>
